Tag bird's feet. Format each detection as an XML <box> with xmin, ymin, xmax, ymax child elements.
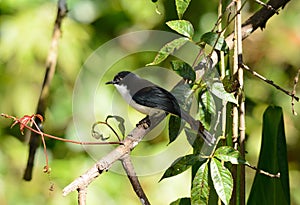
<box><xmin>136</xmin><ymin>115</ymin><xmax>151</xmax><ymax>129</ymax></box>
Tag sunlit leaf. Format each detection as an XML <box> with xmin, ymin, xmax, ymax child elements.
<box><xmin>200</xmin><ymin>32</ymin><xmax>228</xmax><ymax>52</ymax></box>
<box><xmin>191</xmin><ymin>162</ymin><xmax>209</xmax><ymax>205</ymax></box>
<box><xmin>185</xmin><ymin>128</ymin><xmax>204</xmax><ymax>154</ymax></box>
<box><xmin>175</xmin><ymin>0</ymin><xmax>191</xmax><ymax>19</ymax></box>
<box><xmin>208</xmin><ymin>81</ymin><xmax>237</xmax><ymax>104</ymax></box>
<box><xmin>171</xmin><ymin>83</ymin><xmax>194</xmax><ymax>109</ymax></box>
<box><xmin>160</xmin><ymin>154</ymin><xmax>203</xmax><ymax>181</ymax></box>
<box><xmin>171</xmin><ymin>60</ymin><xmax>196</xmax><ymax>82</ymax></box>
<box><xmin>198</xmin><ymin>90</ymin><xmax>216</xmax><ymax>127</ymax></box>
<box><xmin>166</xmin><ymin>20</ymin><xmax>194</xmax><ymax>38</ymax></box>
<box><xmin>210</xmin><ymin>158</ymin><xmax>233</xmax><ymax>205</ymax></box>
<box><xmin>147</xmin><ymin>37</ymin><xmax>189</xmax><ymax>66</ymax></box>
<box><xmin>214</xmin><ymin>146</ymin><xmax>248</xmax><ymax>165</ymax></box>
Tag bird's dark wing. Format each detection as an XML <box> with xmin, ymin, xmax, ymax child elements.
<box><xmin>132</xmin><ymin>86</ymin><xmax>181</xmax><ymax>116</ymax></box>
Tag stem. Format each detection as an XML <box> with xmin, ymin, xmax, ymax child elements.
<box><xmin>241</xmin><ymin>63</ymin><xmax>299</xmax><ymax>101</ymax></box>
<box><xmin>92</xmin><ymin>121</ymin><xmax>121</xmax><ymax>142</ymax></box>
<box><xmin>24</xmin><ymin>0</ymin><xmax>68</xmax><ymax>181</ymax></box>
<box><xmin>32</xmin><ymin>119</ymin><xmax>49</xmax><ymax>172</ymax></box>
<box><xmin>120</xmin><ymin>155</ymin><xmax>151</xmax><ymax>205</ymax></box>
<box><xmin>236</xmin><ymin>0</ymin><xmax>246</xmax><ymax>203</ymax></box>
<box><xmin>0</xmin><ymin>114</ymin><xmax>123</xmax><ymax>145</ymax></box>
<box><xmin>218</xmin><ymin>0</ymin><xmax>227</xmax><ymax>142</ymax></box>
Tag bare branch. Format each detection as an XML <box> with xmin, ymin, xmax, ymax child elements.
<box><xmin>246</xmin><ymin>164</ymin><xmax>280</xmax><ymax>178</ymax></box>
<box><xmin>241</xmin><ymin>63</ymin><xmax>299</xmax><ymax>101</ymax></box>
<box><xmin>225</xmin><ymin>0</ymin><xmax>291</xmax><ymax>49</ymax></box>
<box><xmin>253</xmin><ymin>0</ymin><xmax>279</xmax><ymax>14</ymax></box>
<box><xmin>62</xmin><ymin>115</ymin><xmax>165</xmax><ymax>197</ymax></box>
<box><xmin>24</xmin><ymin>0</ymin><xmax>68</xmax><ymax>181</ymax></box>
<box><xmin>78</xmin><ymin>187</ymin><xmax>87</xmax><ymax>205</ymax></box>
<box><xmin>121</xmin><ymin>154</ymin><xmax>151</xmax><ymax>205</ymax></box>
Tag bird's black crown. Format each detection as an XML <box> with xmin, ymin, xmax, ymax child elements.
<box><xmin>114</xmin><ymin>71</ymin><xmax>131</xmax><ymax>83</ymax></box>
<box><xmin>106</xmin><ymin>71</ymin><xmax>132</xmax><ymax>85</ymax></box>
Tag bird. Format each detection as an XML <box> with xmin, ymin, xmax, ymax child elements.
<box><xmin>106</xmin><ymin>71</ymin><xmax>216</xmax><ymax>146</ymax></box>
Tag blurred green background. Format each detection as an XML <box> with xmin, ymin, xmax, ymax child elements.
<box><xmin>0</xmin><ymin>0</ymin><xmax>300</xmax><ymax>204</ymax></box>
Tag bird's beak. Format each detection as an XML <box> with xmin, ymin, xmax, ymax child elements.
<box><xmin>105</xmin><ymin>80</ymin><xmax>114</xmax><ymax>85</ymax></box>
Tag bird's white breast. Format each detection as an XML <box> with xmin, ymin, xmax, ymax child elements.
<box><xmin>114</xmin><ymin>84</ymin><xmax>159</xmax><ymax>115</ymax></box>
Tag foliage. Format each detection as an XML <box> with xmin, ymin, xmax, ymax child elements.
<box><xmin>248</xmin><ymin>106</ymin><xmax>290</xmax><ymax>205</ymax></box>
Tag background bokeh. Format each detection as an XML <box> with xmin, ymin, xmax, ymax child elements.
<box><xmin>0</xmin><ymin>0</ymin><xmax>300</xmax><ymax>204</ymax></box>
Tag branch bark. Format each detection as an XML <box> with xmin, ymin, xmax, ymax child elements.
<box><xmin>121</xmin><ymin>154</ymin><xmax>151</xmax><ymax>205</ymax></box>
<box><xmin>23</xmin><ymin>0</ymin><xmax>68</xmax><ymax>181</ymax></box>
<box><xmin>62</xmin><ymin>114</ymin><xmax>165</xmax><ymax>197</ymax></box>
<box><xmin>225</xmin><ymin>0</ymin><xmax>291</xmax><ymax>50</ymax></box>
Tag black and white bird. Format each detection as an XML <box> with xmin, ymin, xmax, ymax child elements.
<box><xmin>106</xmin><ymin>71</ymin><xmax>216</xmax><ymax>146</ymax></box>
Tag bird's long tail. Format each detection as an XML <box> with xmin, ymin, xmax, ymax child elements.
<box><xmin>180</xmin><ymin>110</ymin><xmax>216</xmax><ymax>146</ymax></box>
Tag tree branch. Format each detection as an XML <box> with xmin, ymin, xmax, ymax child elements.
<box><xmin>120</xmin><ymin>154</ymin><xmax>151</xmax><ymax>205</ymax></box>
<box><xmin>225</xmin><ymin>0</ymin><xmax>291</xmax><ymax>50</ymax></box>
<box><xmin>241</xmin><ymin>63</ymin><xmax>299</xmax><ymax>101</ymax></box>
<box><xmin>23</xmin><ymin>0</ymin><xmax>68</xmax><ymax>181</ymax></box>
<box><xmin>62</xmin><ymin>114</ymin><xmax>165</xmax><ymax>197</ymax></box>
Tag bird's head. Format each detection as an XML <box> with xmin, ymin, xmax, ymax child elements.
<box><xmin>106</xmin><ymin>71</ymin><xmax>132</xmax><ymax>85</ymax></box>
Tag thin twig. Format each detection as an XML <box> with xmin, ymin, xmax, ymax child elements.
<box><xmin>24</xmin><ymin>0</ymin><xmax>68</xmax><ymax>181</ymax></box>
<box><xmin>253</xmin><ymin>0</ymin><xmax>279</xmax><ymax>14</ymax></box>
<box><xmin>31</xmin><ymin>119</ymin><xmax>50</xmax><ymax>173</ymax></box>
<box><xmin>92</xmin><ymin>121</ymin><xmax>121</xmax><ymax>141</ymax></box>
<box><xmin>291</xmin><ymin>68</ymin><xmax>300</xmax><ymax>115</ymax></box>
<box><xmin>241</xmin><ymin>63</ymin><xmax>300</xmax><ymax>101</ymax></box>
<box><xmin>1</xmin><ymin>113</ymin><xmax>123</xmax><ymax>146</ymax></box>
<box><xmin>246</xmin><ymin>164</ymin><xmax>280</xmax><ymax>178</ymax></box>
<box><xmin>120</xmin><ymin>154</ymin><xmax>151</xmax><ymax>205</ymax></box>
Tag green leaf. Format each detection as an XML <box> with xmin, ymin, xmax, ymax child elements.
<box><xmin>248</xmin><ymin>106</ymin><xmax>290</xmax><ymax>205</ymax></box>
<box><xmin>168</xmin><ymin>115</ymin><xmax>183</xmax><ymax>144</ymax></box>
<box><xmin>198</xmin><ymin>90</ymin><xmax>216</xmax><ymax>127</ymax></box>
<box><xmin>185</xmin><ymin>128</ymin><xmax>204</xmax><ymax>154</ymax></box>
<box><xmin>175</xmin><ymin>0</ymin><xmax>191</xmax><ymax>19</ymax></box>
<box><xmin>166</xmin><ymin>20</ymin><xmax>194</xmax><ymax>38</ymax></box>
<box><xmin>168</xmin><ymin>83</ymin><xmax>194</xmax><ymax>144</ymax></box>
<box><xmin>170</xmin><ymin>197</ymin><xmax>191</xmax><ymax>205</ymax></box>
<box><xmin>168</xmin><ymin>84</ymin><xmax>194</xmax><ymax>145</ymax></box>
<box><xmin>191</xmin><ymin>162</ymin><xmax>209</xmax><ymax>205</ymax></box>
<box><xmin>214</xmin><ymin>146</ymin><xmax>248</xmax><ymax>165</ymax></box>
<box><xmin>160</xmin><ymin>154</ymin><xmax>203</xmax><ymax>181</ymax></box>
<box><xmin>147</xmin><ymin>37</ymin><xmax>189</xmax><ymax>66</ymax></box>
<box><xmin>200</xmin><ymin>32</ymin><xmax>228</xmax><ymax>52</ymax></box>
<box><xmin>210</xmin><ymin>158</ymin><xmax>233</xmax><ymax>205</ymax></box>
<box><xmin>208</xmin><ymin>81</ymin><xmax>237</xmax><ymax>104</ymax></box>
<box><xmin>171</xmin><ymin>83</ymin><xmax>194</xmax><ymax>109</ymax></box>
<box><xmin>171</xmin><ymin>60</ymin><xmax>196</xmax><ymax>82</ymax></box>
